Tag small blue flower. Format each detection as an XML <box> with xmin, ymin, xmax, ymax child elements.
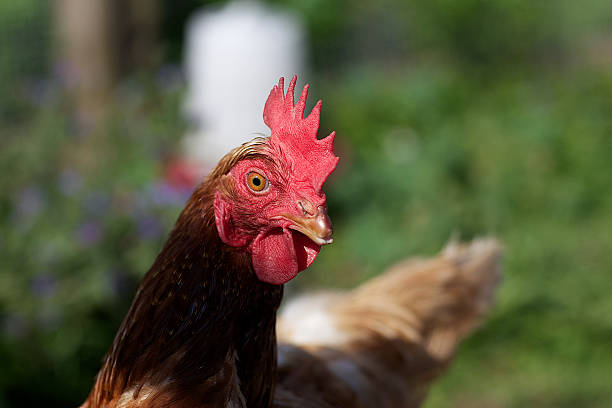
<box><xmin>2</xmin><ymin>313</ymin><xmax>27</xmax><ymax>338</ymax></box>
<box><xmin>148</xmin><ymin>181</ymin><xmax>190</xmax><ymax>207</ymax></box>
<box><xmin>15</xmin><ymin>186</ymin><xmax>46</xmax><ymax>219</ymax></box>
<box><xmin>84</xmin><ymin>191</ymin><xmax>111</xmax><ymax>216</ymax></box>
<box><xmin>75</xmin><ymin>221</ymin><xmax>102</xmax><ymax>246</ymax></box>
<box><xmin>26</xmin><ymin>78</ymin><xmax>58</xmax><ymax>107</ymax></box>
<box><xmin>58</xmin><ymin>169</ymin><xmax>83</xmax><ymax>196</ymax></box>
<box><xmin>31</xmin><ymin>273</ymin><xmax>58</xmax><ymax>298</ymax></box>
<box><xmin>137</xmin><ymin>214</ymin><xmax>164</xmax><ymax>240</ymax></box>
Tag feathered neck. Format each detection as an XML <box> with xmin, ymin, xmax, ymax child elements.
<box><xmin>83</xmin><ymin>174</ymin><xmax>283</xmax><ymax>408</ymax></box>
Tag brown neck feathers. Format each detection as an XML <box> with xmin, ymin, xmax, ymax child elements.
<box><xmin>84</xmin><ymin>161</ymin><xmax>282</xmax><ymax>408</ymax></box>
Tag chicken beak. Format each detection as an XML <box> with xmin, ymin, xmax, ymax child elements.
<box><xmin>281</xmin><ymin>205</ymin><xmax>333</xmax><ymax>246</ymax></box>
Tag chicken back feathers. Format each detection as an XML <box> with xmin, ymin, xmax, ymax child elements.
<box><xmin>276</xmin><ymin>238</ymin><xmax>503</xmax><ymax>408</ymax></box>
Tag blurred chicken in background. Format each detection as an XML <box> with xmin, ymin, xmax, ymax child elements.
<box><xmin>276</xmin><ymin>238</ymin><xmax>502</xmax><ymax>408</ymax></box>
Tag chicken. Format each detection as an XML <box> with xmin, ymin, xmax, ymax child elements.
<box><xmin>81</xmin><ymin>76</ymin><xmax>502</xmax><ymax>408</ymax></box>
<box><xmin>274</xmin><ymin>238</ymin><xmax>502</xmax><ymax>408</ymax></box>
<box><xmin>81</xmin><ymin>76</ymin><xmax>338</xmax><ymax>408</ymax></box>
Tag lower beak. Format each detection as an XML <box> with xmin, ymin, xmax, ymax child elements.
<box><xmin>281</xmin><ymin>206</ymin><xmax>333</xmax><ymax>246</ymax></box>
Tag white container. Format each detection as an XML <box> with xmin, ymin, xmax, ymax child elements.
<box><xmin>183</xmin><ymin>0</ymin><xmax>306</xmax><ymax>165</ymax></box>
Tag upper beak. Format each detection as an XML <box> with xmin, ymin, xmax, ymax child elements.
<box><xmin>280</xmin><ymin>205</ymin><xmax>333</xmax><ymax>246</ymax></box>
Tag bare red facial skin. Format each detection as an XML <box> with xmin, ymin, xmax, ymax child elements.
<box><xmin>214</xmin><ymin>156</ymin><xmax>327</xmax><ymax>284</ymax></box>
<box><xmin>213</xmin><ymin>76</ymin><xmax>338</xmax><ymax>285</ymax></box>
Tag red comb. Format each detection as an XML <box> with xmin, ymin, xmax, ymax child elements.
<box><xmin>264</xmin><ymin>75</ymin><xmax>339</xmax><ymax>192</ymax></box>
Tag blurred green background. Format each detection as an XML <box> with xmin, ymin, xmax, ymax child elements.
<box><xmin>2</xmin><ymin>0</ymin><xmax>612</xmax><ymax>406</ymax></box>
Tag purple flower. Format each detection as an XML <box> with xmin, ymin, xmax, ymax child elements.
<box><xmin>15</xmin><ymin>186</ymin><xmax>46</xmax><ymax>219</ymax></box>
<box><xmin>54</xmin><ymin>61</ymin><xmax>78</xmax><ymax>89</ymax></box>
<box><xmin>75</xmin><ymin>221</ymin><xmax>102</xmax><ymax>246</ymax></box>
<box><xmin>58</xmin><ymin>169</ymin><xmax>83</xmax><ymax>196</ymax></box>
<box><xmin>131</xmin><ymin>194</ymin><xmax>151</xmax><ymax>214</ymax></box>
<box><xmin>26</xmin><ymin>78</ymin><xmax>58</xmax><ymax>107</ymax></box>
<box><xmin>84</xmin><ymin>191</ymin><xmax>111</xmax><ymax>216</ymax></box>
<box><xmin>148</xmin><ymin>181</ymin><xmax>191</xmax><ymax>207</ymax></box>
<box><xmin>137</xmin><ymin>214</ymin><xmax>164</xmax><ymax>239</ymax></box>
<box><xmin>31</xmin><ymin>273</ymin><xmax>58</xmax><ymax>298</ymax></box>
<box><xmin>2</xmin><ymin>313</ymin><xmax>27</xmax><ymax>338</ymax></box>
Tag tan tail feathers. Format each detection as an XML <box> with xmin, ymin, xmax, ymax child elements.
<box><xmin>277</xmin><ymin>238</ymin><xmax>503</xmax><ymax>408</ymax></box>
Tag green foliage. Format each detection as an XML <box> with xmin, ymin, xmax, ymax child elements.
<box><xmin>2</xmin><ymin>0</ymin><xmax>612</xmax><ymax>407</ymax></box>
<box><xmin>271</xmin><ymin>0</ymin><xmax>612</xmax><ymax>74</ymax></box>
<box><xmin>0</xmin><ymin>0</ymin><xmax>50</xmax><ymax>122</ymax></box>
<box><xmin>0</xmin><ymin>82</ymin><xmax>187</xmax><ymax>407</ymax></box>
<box><xmin>300</xmin><ymin>65</ymin><xmax>612</xmax><ymax>407</ymax></box>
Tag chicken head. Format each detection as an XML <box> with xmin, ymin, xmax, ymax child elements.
<box><xmin>213</xmin><ymin>76</ymin><xmax>338</xmax><ymax>285</ymax></box>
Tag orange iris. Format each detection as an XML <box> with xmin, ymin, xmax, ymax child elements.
<box><xmin>247</xmin><ymin>172</ymin><xmax>267</xmax><ymax>192</ymax></box>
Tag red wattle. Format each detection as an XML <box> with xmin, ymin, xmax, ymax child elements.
<box><xmin>251</xmin><ymin>229</ymin><xmax>321</xmax><ymax>285</ymax></box>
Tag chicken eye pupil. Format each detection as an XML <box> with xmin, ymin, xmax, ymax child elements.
<box><xmin>252</xmin><ymin>177</ymin><xmax>261</xmax><ymax>186</ymax></box>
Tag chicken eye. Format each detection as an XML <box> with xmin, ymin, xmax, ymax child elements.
<box><xmin>246</xmin><ymin>172</ymin><xmax>268</xmax><ymax>192</ymax></box>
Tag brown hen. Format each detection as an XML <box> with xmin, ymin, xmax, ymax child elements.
<box><xmin>81</xmin><ymin>77</ymin><xmax>502</xmax><ymax>408</ymax></box>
